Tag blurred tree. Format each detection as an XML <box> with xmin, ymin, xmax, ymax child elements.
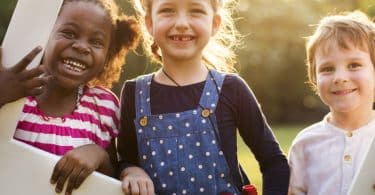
<box><xmin>111</xmin><ymin>0</ymin><xmax>158</xmax><ymax>95</ymax></box>
<box><xmin>1</xmin><ymin>0</ymin><xmax>374</xmax><ymax>124</ymax></box>
<box><xmin>0</xmin><ymin>0</ymin><xmax>16</xmax><ymax>42</ymax></box>
<box><xmin>236</xmin><ymin>0</ymin><xmax>328</xmax><ymax>124</ymax></box>
<box><xmin>358</xmin><ymin>0</ymin><xmax>375</xmax><ymax>17</ymax></box>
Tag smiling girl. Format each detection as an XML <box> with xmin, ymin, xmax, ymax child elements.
<box><xmin>10</xmin><ymin>0</ymin><xmax>140</xmax><ymax>194</ymax></box>
<box><xmin>117</xmin><ymin>0</ymin><xmax>290</xmax><ymax>194</ymax></box>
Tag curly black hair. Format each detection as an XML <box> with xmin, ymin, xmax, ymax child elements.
<box><xmin>63</xmin><ymin>0</ymin><xmax>141</xmax><ymax>88</ymax></box>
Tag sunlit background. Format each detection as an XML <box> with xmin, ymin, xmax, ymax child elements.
<box><xmin>1</xmin><ymin>0</ymin><xmax>374</xmax><ymax>194</ymax></box>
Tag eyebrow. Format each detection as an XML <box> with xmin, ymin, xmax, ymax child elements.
<box><xmin>60</xmin><ymin>22</ymin><xmax>108</xmax><ymax>38</ymax></box>
<box><xmin>156</xmin><ymin>1</ymin><xmax>174</xmax><ymax>7</ymax></box>
<box><xmin>60</xmin><ymin>22</ymin><xmax>79</xmax><ymax>29</ymax></box>
<box><xmin>346</xmin><ymin>57</ymin><xmax>366</xmax><ymax>61</ymax></box>
<box><xmin>157</xmin><ymin>0</ymin><xmax>206</xmax><ymax>7</ymax></box>
<box><xmin>317</xmin><ymin>57</ymin><xmax>365</xmax><ymax>67</ymax></box>
<box><xmin>316</xmin><ymin>61</ymin><xmax>332</xmax><ymax>68</ymax></box>
<box><xmin>190</xmin><ymin>1</ymin><xmax>205</xmax><ymax>6</ymax></box>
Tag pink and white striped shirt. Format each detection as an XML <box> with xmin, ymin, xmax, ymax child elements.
<box><xmin>13</xmin><ymin>86</ymin><xmax>119</xmax><ymax>156</ymax></box>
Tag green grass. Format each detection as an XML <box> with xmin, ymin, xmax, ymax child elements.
<box><xmin>237</xmin><ymin>125</ymin><xmax>307</xmax><ymax>195</ymax></box>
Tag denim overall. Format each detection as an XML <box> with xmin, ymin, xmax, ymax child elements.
<box><xmin>134</xmin><ymin>70</ymin><xmax>239</xmax><ymax>195</ymax></box>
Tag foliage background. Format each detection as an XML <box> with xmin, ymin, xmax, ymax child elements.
<box><xmin>1</xmin><ymin>0</ymin><xmax>375</xmax><ymax>125</ymax></box>
<box><xmin>1</xmin><ymin>0</ymin><xmax>375</xmax><ymax>194</ymax></box>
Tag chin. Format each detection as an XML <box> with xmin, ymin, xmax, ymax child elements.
<box><xmin>171</xmin><ymin>53</ymin><xmax>197</xmax><ymax>61</ymax></box>
<box><xmin>331</xmin><ymin>105</ymin><xmax>360</xmax><ymax>113</ymax></box>
<box><xmin>55</xmin><ymin>78</ymin><xmax>82</xmax><ymax>90</ymax></box>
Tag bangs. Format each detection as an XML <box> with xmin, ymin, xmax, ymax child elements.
<box><xmin>317</xmin><ymin>20</ymin><xmax>369</xmax><ymax>53</ymax></box>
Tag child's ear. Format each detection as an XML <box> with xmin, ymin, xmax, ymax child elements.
<box><xmin>145</xmin><ymin>15</ymin><xmax>153</xmax><ymax>35</ymax></box>
<box><xmin>211</xmin><ymin>14</ymin><xmax>221</xmax><ymax>36</ymax></box>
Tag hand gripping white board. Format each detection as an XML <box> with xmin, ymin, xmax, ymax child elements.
<box><xmin>0</xmin><ymin>0</ymin><xmax>122</xmax><ymax>194</ymax></box>
<box><xmin>348</xmin><ymin>137</ymin><xmax>375</xmax><ymax>195</ymax></box>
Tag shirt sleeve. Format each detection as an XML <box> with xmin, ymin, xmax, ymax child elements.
<box><xmin>233</xmin><ymin>75</ymin><xmax>290</xmax><ymax>195</ymax></box>
<box><xmin>90</xmin><ymin>86</ymin><xmax>120</xmax><ymax>148</ymax></box>
<box><xmin>117</xmin><ymin>81</ymin><xmax>141</xmax><ymax>174</ymax></box>
<box><xmin>288</xmin><ymin>139</ymin><xmax>307</xmax><ymax>195</ymax></box>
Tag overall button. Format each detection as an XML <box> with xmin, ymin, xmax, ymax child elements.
<box><xmin>201</xmin><ymin>109</ymin><xmax>210</xmax><ymax>118</ymax></box>
<box><xmin>140</xmin><ymin>116</ymin><xmax>148</xmax><ymax>127</ymax></box>
<box><xmin>344</xmin><ymin>154</ymin><xmax>352</xmax><ymax>161</ymax></box>
<box><xmin>346</xmin><ymin>131</ymin><xmax>353</xmax><ymax>137</ymax></box>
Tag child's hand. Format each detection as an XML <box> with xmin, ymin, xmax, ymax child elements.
<box><xmin>121</xmin><ymin>166</ymin><xmax>154</xmax><ymax>195</ymax></box>
<box><xmin>50</xmin><ymin>144</ymin><xmax>109</xmax><ymax>195</ymax></box>
<box><xmin>0</xmin><ymin>46</ymin><xmax>49</xmax><ymax>107</ymax></box>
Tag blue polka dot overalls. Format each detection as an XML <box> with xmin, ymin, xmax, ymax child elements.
<box><xmin>134</xmin><ymin>70</ymin><xmax>239</xmax><ymax>195</ymax></box>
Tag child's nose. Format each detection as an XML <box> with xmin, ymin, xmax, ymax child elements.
<box><xmin>175</xmin><ymin>14</ymin><xmax>189</xmax><ymax>31</ymax></box>
<box><xmin>333</xmin><ymin>70</ymin><xmax>348</xmax><ymax>84</ymax></box>
<box><xmin>72</xmin><ymin>40</ymin><xmax>90</xmax><ymax>55</ymax></box>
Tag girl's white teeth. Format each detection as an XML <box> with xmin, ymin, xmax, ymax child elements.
<box><xmin>172</xmin><ymin>36</ymin><xmax>193</xmax><ymax>41</ymax></box>
<box><xmin>63</xmin><ymin>59</ymin><xmax>86</xmax><ymax>72</ymax></box>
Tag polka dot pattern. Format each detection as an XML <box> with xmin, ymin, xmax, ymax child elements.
<box><xmin>133</xmin><ymin>71</ymin><xmax>238</xmax><ymax>194</ymax></box>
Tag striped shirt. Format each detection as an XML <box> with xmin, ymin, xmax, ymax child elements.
<box><xmin>13</xmin><ymin>86</ymin><xmax>119</xmax><ymax>156</ymax></box>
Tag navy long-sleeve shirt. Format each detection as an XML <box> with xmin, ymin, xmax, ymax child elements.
<box><xmin>117</xmin><ymin>73</ymin><xmax>290</xmax><ymax>195</ymax></box>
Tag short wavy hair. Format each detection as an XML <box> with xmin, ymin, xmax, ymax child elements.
<box><xmin>306</xmin><ymin>10</ymin><xmax>375</xmax><ymax>91</ymax></box>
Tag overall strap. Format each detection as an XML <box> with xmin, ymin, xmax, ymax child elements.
<box><xmin>134</xmin><ymin>73</ymin><xmax>153</xmax><ymax>119</ymax></box>
<box><xmin>199</xmin><ymin>70</ymin><xmax>226</xmax><ymax>144</ymax></box>
<box><xmin>198</xmin><ymin>69</ymin><xmax>225</xmax><ymax>109</ymax></box>
<box><xmin>202</xmin><ymin>70</ymin><xmax>246</xmax><ymax>188</ymax></box>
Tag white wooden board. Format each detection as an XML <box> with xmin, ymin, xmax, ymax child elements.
<box><xmin>348</xmin><ymin>137</ymin><xmax>375</xmax><ymax>195</ymax></box>
<box><xmin>0</xmin><ymin>0</ymin><xmax>123</xmax><ymax>194</ymax></box>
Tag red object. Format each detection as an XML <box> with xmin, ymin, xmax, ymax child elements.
<box><xmin>242</xmin><ymin>184</ymin><xmax>257</xmax><ymax>195</ymax></box>
<box><xmin>219</xmin><ymin>184</ymin><xmax>257</xmax><ymax>195</ymax></box>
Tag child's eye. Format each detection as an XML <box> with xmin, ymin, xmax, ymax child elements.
<box><xmin>61</xmin><ymin>31</ymin><xmax>75</xmax><ymax>39</ymax></box>
<box><xmin>159</xmin><ymin>8</ymin><xmax>175</xmax><ymax>14</ymax></box>
<box><xmin>318</xmin><ymin>66</ymin><xmax>334</xmax><ymax>73</ymax></box>
<box><xmin>191</xmin><ymin>9</ymin><xmax>206</xmax><ymax>14</ymax></box>
<box><xmin>91</xmin><ymin>39</ymin><xmax>104</xmax><ymax>48</ymax></box>
<box><xmin>348</xmin><ymin>63</ymin><xmax>362</xmax><ymax>69</ymax></box>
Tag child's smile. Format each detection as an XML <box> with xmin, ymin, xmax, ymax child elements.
<box><xmin>168</xmin><ymin>34</ymin><xmax>196</xmax><ymax>49</ymax></box>
<box><xmin>331</xmin><ymin>88</ymin><xmax>357</xmax><ymax>96</ymax></box>
<box><xmin>62</xmin><ymin>58</ymin><xmax>87</xmax><ymax>73</ymax></box>
<box><xmin>315</xmin><ymin>40</ymin><xmax>375</xmax><ymax>116</ymax></box>
<box><xmin>43</xmin><ymin>1</ymin><xmax>112</xmax><ymax>89</ymax></box>
<box><xmin>169</xmin><ymin>34</ymin><xmax>195</xmax><ymax>42</ymax></box>
<box><xmin>146</xmin><ymin>0</ymin><xmax>220</xmax><ymax>62</ymax></box>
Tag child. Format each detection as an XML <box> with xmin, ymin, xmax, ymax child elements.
<box><xmin>0</xmin><ymin>46</ymin><xmax>48</xmax><ymax>108</ymax></box>
<box><xmin>10</xmin><ymin>0</ymin><xmax>140</xmax><ymax>194</ymax></box>
<box><xmin>288</xmin><ymin>11</ymin><xmax>375</xmax><ymax>195</ymax></box>
<box><xmin>117</xmin><ymin>0</ymin><xmax>290</xmax><ymax>194</ymax></box>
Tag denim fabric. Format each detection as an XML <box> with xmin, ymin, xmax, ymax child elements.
<box><xmin>134</xmin><ymin>70</ymin><xmax>239</xmax><ymax>195</ymax></box>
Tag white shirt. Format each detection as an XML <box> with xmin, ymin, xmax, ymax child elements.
<box><xmin>288</xmin><ymin>114</ymin><xmax>375</xmax><ymax>195</ymax></box>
